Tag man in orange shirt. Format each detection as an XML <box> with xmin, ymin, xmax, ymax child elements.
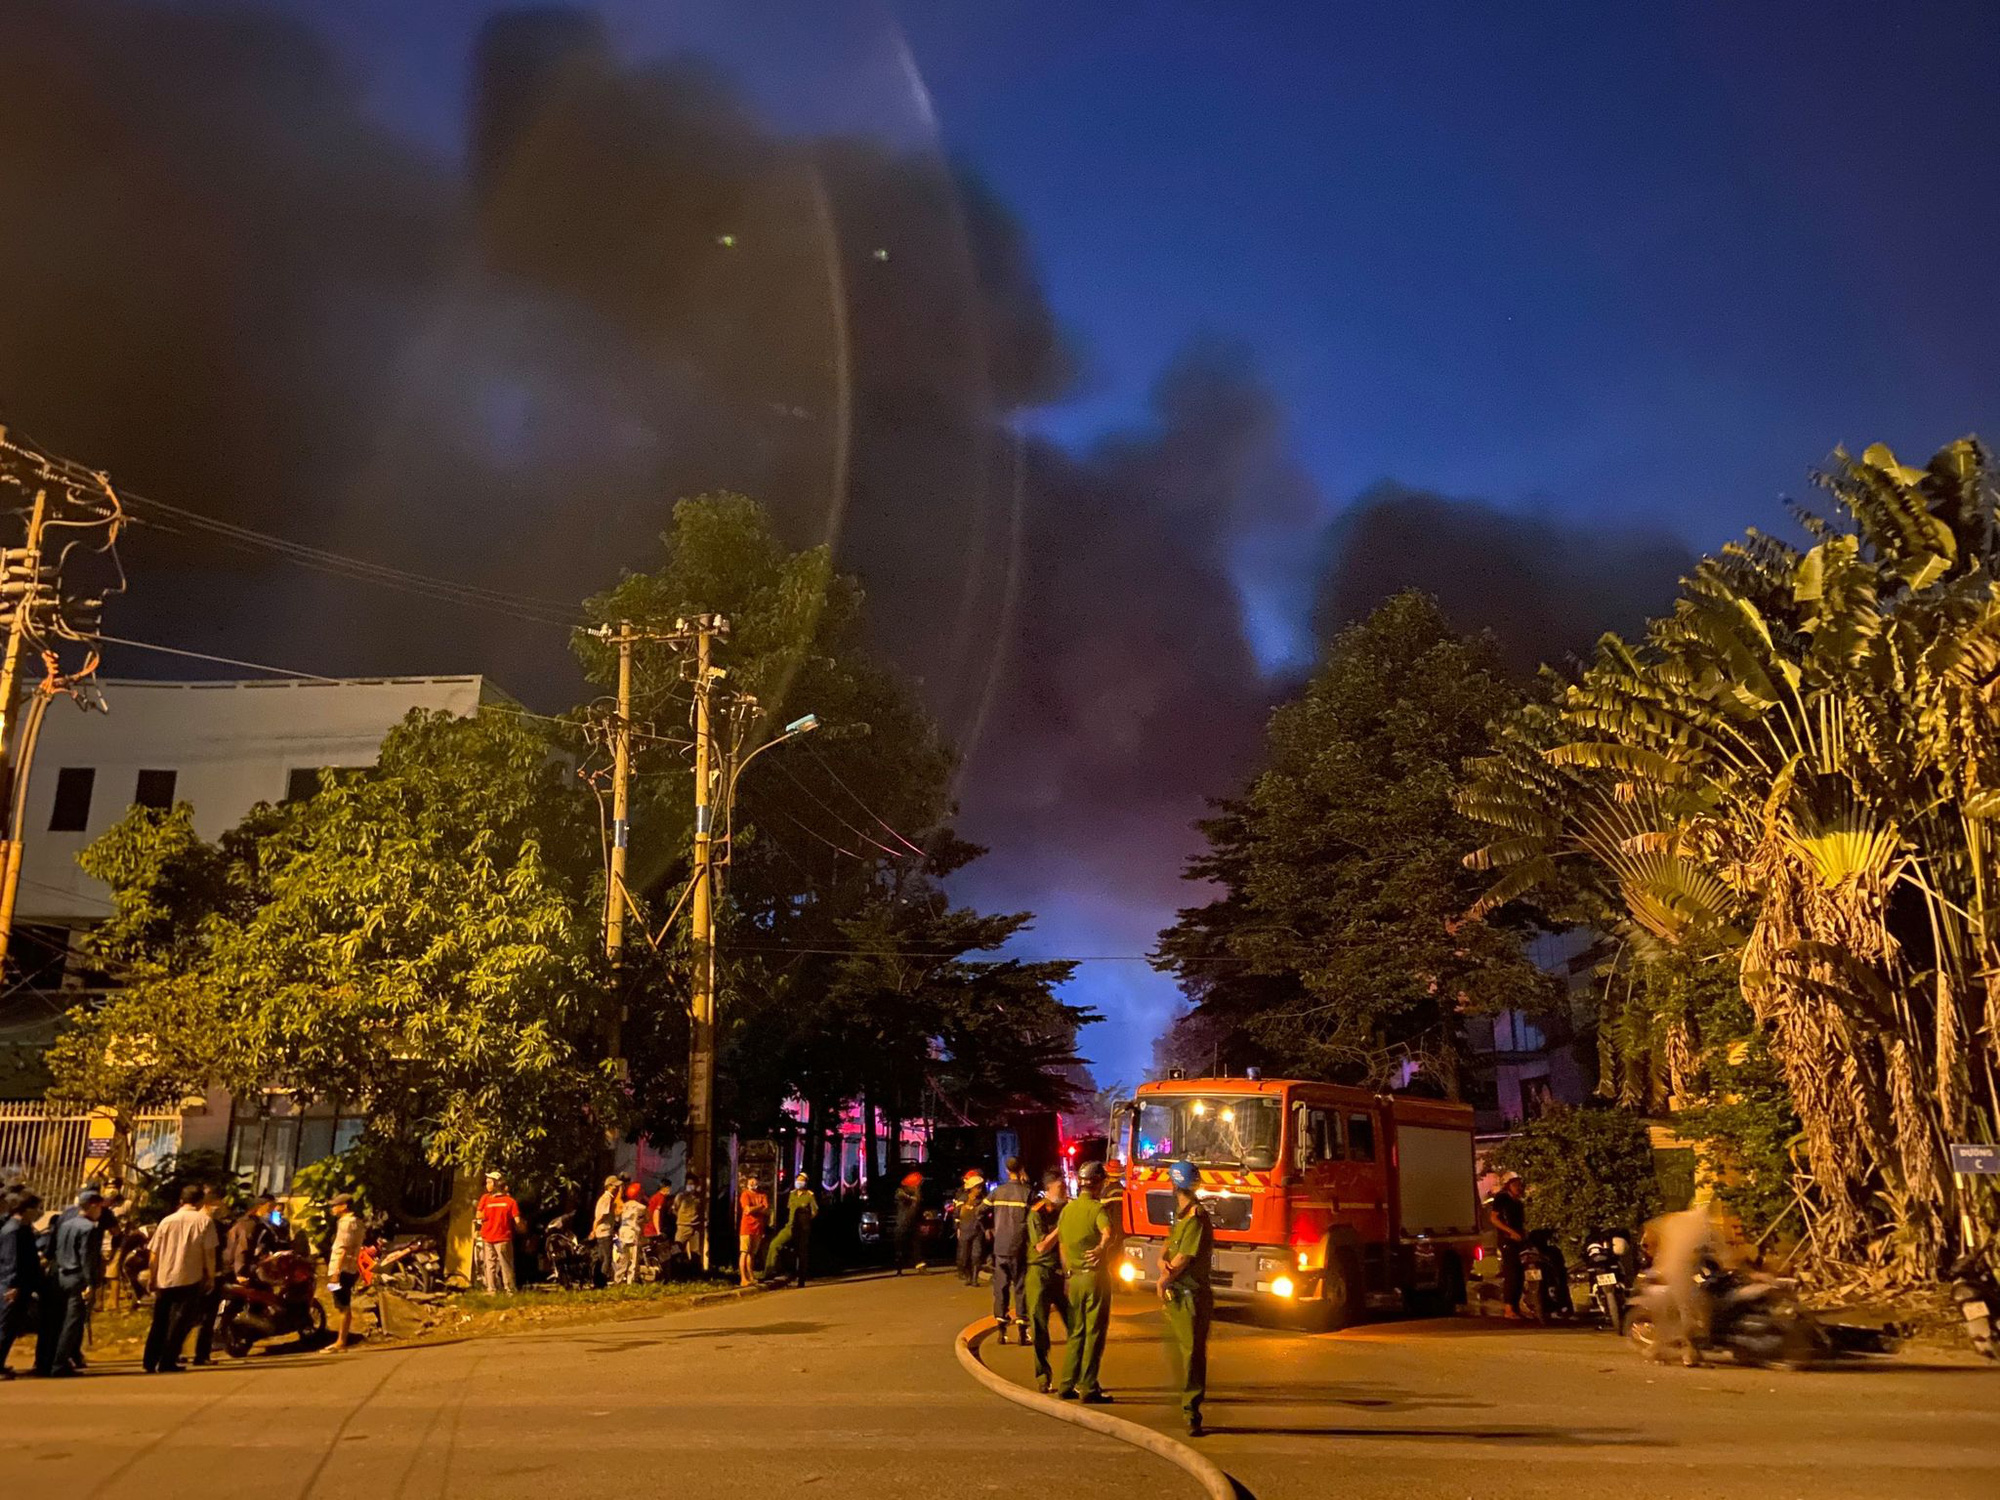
<box><xmin>737</xmin><ymin>1176</ymin><xmax>769</xmax><ymax>1288</ymax></box>
<box><xmin>474</xmin><ymin>1172</ymin><xmax>522</xmax><ymax>1294</ymax></box>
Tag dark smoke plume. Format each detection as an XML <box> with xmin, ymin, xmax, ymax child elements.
<box><xmin>1315</xmin><ymin>484</ymin><xmax>1693</xmax><ymax>676</ymax></box>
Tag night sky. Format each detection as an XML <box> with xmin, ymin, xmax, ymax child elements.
<box><xmin>6</xmin><ymin>2</ymin><xmax>1999</xmax><ymax>1084</ymax></box>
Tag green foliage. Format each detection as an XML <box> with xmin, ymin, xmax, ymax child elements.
<box><xmin>56</xmin><ymin>710</ymin><xmax>615</xmax><ymax>1192</ymax></box>
<box><xmin>1673</xmin><ymin>985</ymin><xmax>1800</xmax><ymax>1239</ymax></box>
<box><xmin>1462</xmin><ymin>438</ymin><xmax>2000</xmax><ymax>1277</ymax></box>
<box><xmin>1488</xmin><ymin>1105</ymin><xmax>1663</xmax><ymax>1259</ymax></box>
<box><xmin>1157</xmin><ymin>592</ymin><xmax>1554</xmax><ymax>1092</ymax></box>
<box><xmin>134</xmin><ymin>1148</ymin><xmax>246</xmax><ymax>1224</ymax></box>
<box><xmin>289</xmin><ymin>1149</ymin><xmax>369</xmax><ymax>1244</ymax></box>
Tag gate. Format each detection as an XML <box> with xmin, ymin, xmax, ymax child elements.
<box><xmin>0</xmin><ymin>1103</ymin><xmax>91</xmax><ymax>1197</ymax></box>
<box><xmin>0</xmin><ymin>1104</ymin><xmax>182</xmax><ymax>1198</ymax></box>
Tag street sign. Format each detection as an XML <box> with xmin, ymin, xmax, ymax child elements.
<box><xmin>84</xmin><ymin>1138</ymin><xmax>112</xmax><ymax>1159</ymax></box>
<box><xmin>1949</xmin><ymin>1143</ymin><xmax>2000</xmax><ymax>1175</ymax></box>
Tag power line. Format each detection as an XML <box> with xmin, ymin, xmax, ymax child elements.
<box><xmin>774</xmin><ymin>759</ymin><xmax>909</xmax><ymax>860</ymax></box>
<box><xmin>2</xmin><ymin>418</ymin><xmax>586</xmax><ymax>629</ymax></box>
<box><xmin>805</xmin><ymin>744</ymin><xmax>927</xmax><ymax>856</ymax></box>
<box><xmin>96</xmin><ymin>633</ymin><xmax>341</xmax><ymax>682</ymax></box>
<box><xmin>764</xmin><ymin>803</ymin><xmax>868</xmax><ymax>862</ymax></box>
<box><xmin>720</xmin><ymin>943</ymin><xmax>1241</xmax><ymax>963</ymax></box>
<box><xmin>122</xmin><ymin>502</ymin><xmax>585</xmax><ymax>628</ymax></box>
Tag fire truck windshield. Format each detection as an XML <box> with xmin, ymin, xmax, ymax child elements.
<box><xmin>1132</xmin><ymin>1096</ymin><xmax>1281</xmax><ymax>1171</ymax></box>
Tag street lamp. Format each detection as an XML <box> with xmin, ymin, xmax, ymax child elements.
<box><xmin>728</xmin><ymin>712</ymin><xmax>819</xmax><ymax>802</ymax></box>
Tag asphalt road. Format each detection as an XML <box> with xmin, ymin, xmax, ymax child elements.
<box><xmin>5</xmin><ymin>1273</ymin><xmax>1168</xmax><ymax>1500</ymax></box>
<box><xmin>976</xmin><ymin>1283</ymin><xmax>2000</xmax><ymax>1499</ymax></box>
<box><xmin>13</xmin><ymin>1270</ymin><xmax>1998</xmax><ymax>1500</ymax></box>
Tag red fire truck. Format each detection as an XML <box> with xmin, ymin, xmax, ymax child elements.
<box><xmin>1110</xmin><ymin>1073</ymin><xmax>1480</xmax><ymax>1328</ymax></box>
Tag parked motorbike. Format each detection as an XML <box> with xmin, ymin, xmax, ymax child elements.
<box><xmin>542</xmin><ymin>1216</ymin><xmax>592</xmax><ymax>1287</ymax></box>
<box><xmin>1518</xmin><ymin>1227</ymin><xmax>1574</xmax><ymax>1321</ymax></box>
<box><xmin>1626</xmin><ymin>1262</ymin><xmax>1817</xmax><ymax>1369</ymax></box>
<box><xmin>221</xmin><ymin>1249</ymin><xmax>327</xmax><ymax>1356</ymax></box>
<box><xmin>1947</xmin><ymin>1245</ymin><xmax>1998</xmax><ymax>1360</ymax></box>
<box><xmin>370</xmin><ymin>1235</ymin><xmax>443</xmax><ymax>1295</ymax></box>
<box><xmin>1581</xmin><ymin>1227</ymin><xmax>1637</xmax><ymax>1333</ymax></box>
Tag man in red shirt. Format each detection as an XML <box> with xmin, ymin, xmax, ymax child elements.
<box><xmin>645</xmin><ymin>1180</ymin><xmax>673</xmax><ymax>1268</ymax></box>
<box><xmin>474</xmin><ymin>1172</ymin><xmax>522</xmax><ymax>1293</ymax></box>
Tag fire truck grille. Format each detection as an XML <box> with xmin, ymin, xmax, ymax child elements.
<box><xmin>1149</xmin><ymin>1189</ymin><xmax>1253</xmax><ymax>1230</ymax></box>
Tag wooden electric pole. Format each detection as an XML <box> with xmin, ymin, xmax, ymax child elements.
<box><xmin>685</xmin><ymin>617</ymin><xmax>722</xmax><ymax>1269</ymax></box>
<box><xmin>0</xmin><ymin>486</ymin><xmax>51</xmax><ymax>975</ymax></box>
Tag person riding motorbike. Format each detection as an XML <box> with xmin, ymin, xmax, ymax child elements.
<box><xmin>1643</xmin><ymin>1200</ymin><xmax>1731</xmax><ymax>1366</ymax></box>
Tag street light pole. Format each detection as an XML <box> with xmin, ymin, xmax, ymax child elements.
<box><xmin>686</xmin><ymin>622</ymin><xmax>717</xmax><ymax>1266</ymax></box>
<box><xmin>681</xmin><ymin>625</ymin><xmax>821</xmax><ymax>1272</ymax></box>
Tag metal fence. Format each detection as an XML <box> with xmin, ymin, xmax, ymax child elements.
<box><xmin>0</xmin><ymin>1103</ymin><xmax>181</xmax><ymax>1198</ymax></box>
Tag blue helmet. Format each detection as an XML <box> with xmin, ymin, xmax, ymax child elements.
<box><xmin>1168</xmin><ymin>1160</ymin><xmax>1200</xmax><ymax>1193</ymax></box>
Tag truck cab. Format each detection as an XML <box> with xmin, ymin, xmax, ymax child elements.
<box><xmin>1111</xmin><ymin>1075</ymin><xmax>1477</xmax><ymax>1329</ymax></box>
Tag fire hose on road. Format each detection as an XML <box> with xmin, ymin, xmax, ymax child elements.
<box><xmin>954</xmin><ymin>1315</ymin><xmax>1237</xmax><ymax>1500</ymax></box>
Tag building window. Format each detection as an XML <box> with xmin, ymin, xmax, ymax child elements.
<box><xmin>226</xmin><ymin>1102</ymin><xmax>365</xmax><ymax>1197</ymax></box>
<box><xmin>134</xmin><ymin>769</ymin><xmax>178</xmax><ymax>810</ymax></box>
<box><xmin>1519</xmin><ymin>1075</ymin><xmax>1555</xmax><ymax>1121</ymax></box>
<box><xmin>285</xmin><ymin>767</ymin><xmax>322</xmax><ymax>802</ymax></box>
<box><xmin>7</xmin><ymin>923</ymin><xmax>72</xmax><ymax>989</ymax></box>
<box><xmin>48</xmin><ymin>767</ymin><xmax>94</xmax><ymax>831</ymax></box>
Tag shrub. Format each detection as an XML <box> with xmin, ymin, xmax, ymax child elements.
<box><xmin>1488</xmin><ymin>1104</ymin><xmax>1662</xmax><ymax>1258</ymax></box>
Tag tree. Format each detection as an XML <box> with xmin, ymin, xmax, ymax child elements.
<box><xmin>579</xmin><ymin>494</ymin><xmax>1093</xmax><ymax>1165</ymax></box>
<box><xmin>1488</xmin><ymin>1105</ymin><xmax>1663</xmax><ymax>1259</ymax></box>
<box><xmin>51</xmin><ymin>709</ymin><xmax>615</xmax><ymax>1199</ymax></box>
<box><xmin>1157</xmin><ymin>592</ymin><xmax>1555</xmax><ymax>1092</ymax></box>
<box><xmin>1462</xmin><ymin>440</ymin><xmax>2000</xmax><ymax>1280</ymax></box>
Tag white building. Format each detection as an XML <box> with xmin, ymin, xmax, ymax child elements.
<box><xmin>2</xmin><ymin>675</ymin><xmax>510</xmax><ymax>1200</ymax></box>
<box><xmin>17</xmin><ymin>675</ymin><xmax>510</xmax><ymax>932</ymax></box>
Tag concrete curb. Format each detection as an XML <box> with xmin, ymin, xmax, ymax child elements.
<box><xmin>953</xmin><ymin>1316</ymin><xmax>1235</xmax><ymax>1500</ymax></box>
<box><xmin>690</xmin><ymin>1283</ymin><xmax>773</xmax><ymax>1310</ymax></box>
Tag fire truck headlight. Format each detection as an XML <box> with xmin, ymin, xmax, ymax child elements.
<box><xmin>1118</xmin><ymin>1259</ymin><xmax>1140</xmax><ymax>1284</ymax></box>
<box><xmin>1271</xmin><ymin>1274</ymin><xmax>1296</xmax><ymax>1299</ymax></box>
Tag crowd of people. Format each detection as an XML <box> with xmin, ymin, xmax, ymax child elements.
<box><xmin>0</xmin><ymin>1177</ymin><xmax>378</xmax><ymax>1381</ymax></box>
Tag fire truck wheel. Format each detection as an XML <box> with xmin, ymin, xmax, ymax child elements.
<box><xmin>1303</xmin><ymin>1246</ymin><xmax>1365</xmax><ymax>1332</ymax></box>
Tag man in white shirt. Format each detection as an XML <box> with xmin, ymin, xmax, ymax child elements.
<box><xmin>327</xmin><ymin>1193</ymin><xmax>365</xmax><ymax>1352</ymax></box>
<box><xmin>591</xmin><ymin>1176</ymin><xmax>622</xmax><ymax>1287</ymax></box>
<box><xmin>144</xmin><ymin>1184</ymin><xmax>218</xmax><ymax>1373</ymax></box>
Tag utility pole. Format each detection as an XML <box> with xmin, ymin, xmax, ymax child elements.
<box><xmin>685</xmin><ymin>616</ymin><xmax>721</xmax><ymax>1270</ymax></box>
<box><xmin>0</xmin><ymin>487</ymin><xmax>50</xmax><ymax>976</ymax></box>
<box><xmin>604</xmin><ymin>620</ymin><xmax>634</xmax><ymax>1072</ymax></box>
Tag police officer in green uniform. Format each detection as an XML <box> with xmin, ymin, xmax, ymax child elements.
<box><xmin>1158</xmin><ymin>1159</ymin><xmax>1215</xmax><ymax>1436</ymax></box>
<box><xmin>764</xmin><ymin>1172</ymin><xmax>819</xmax><ymax>1286</ymax></box>
<box><xmin>1056</xmin><ymin>1160</ymin><xmax>1114</xmax><ymax>1404</ymax></box>
<box><xmin>1024</xmin><ymin>1168</ymin><xmax>1070</xmax><ymax>1392</ymax></box>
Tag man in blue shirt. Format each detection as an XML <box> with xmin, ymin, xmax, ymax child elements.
<box><xmin>0</xmin><ymin>1189</ymin><xmax>44</xmax><ymax>1379</ymax></box>
<box><xmin>37</xmin><ymin>1188</ymin><xmax>104</xmax><ymax>1377</ymax></box>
